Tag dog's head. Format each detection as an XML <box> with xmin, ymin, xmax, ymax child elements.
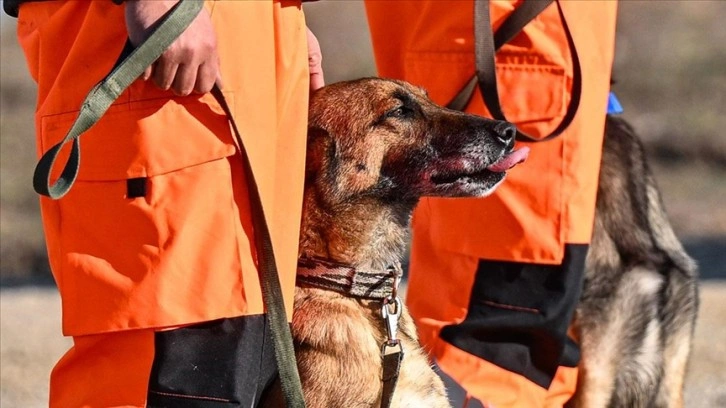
<box><xmin>306</xmin><ymin>78</ymin><xmax>528</xmax><ymax>205</ymax></box>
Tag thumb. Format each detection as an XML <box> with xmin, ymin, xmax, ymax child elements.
<box><xmin>307</xmin><ymin>27</ymin><xmax>324</xmax><ymax>91</ymax></box>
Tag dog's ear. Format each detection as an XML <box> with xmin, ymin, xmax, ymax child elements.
<box><xmin>306</xmin><ymin>126</ymin><xmax>338</xmax><ymax>186</ymax></box>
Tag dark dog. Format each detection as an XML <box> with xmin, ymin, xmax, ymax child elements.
<box><xmin>261</xmin><ymin>78</ymin><xmax>527</xmax><ymax>407</ymax></box>
<box><xmin>569</xmin><ymin>115</ymin><xmax>699</xmax><ymax>407</ymax></box>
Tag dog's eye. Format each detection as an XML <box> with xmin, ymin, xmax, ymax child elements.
<box><xmin>389</xmin><ymin>106</ymin><xmax>412</xmax><ymax>119</ymax></box>
<box><xmin>374</xmin><ymin>104</ymin><xmax>416</xmax><ymax>127</ymax></box>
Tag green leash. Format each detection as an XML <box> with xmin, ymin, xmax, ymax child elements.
<box><xmin>34</xmin><ymin>0</ymin><xmax>202</xmax><ymax>198</ymax></box>
<box><xmin>210</xmin><ymin>87</ymin><xmax>306</xmax><ymax>408</ymax></box>
<box><xmin>32</xmin><ymin>1</ymin><xmax>306</xmax><ymax>406</ymax></box>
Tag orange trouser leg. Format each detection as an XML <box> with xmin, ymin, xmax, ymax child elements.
<box><xmin>545</xmin><ymin>366</ymin><xmax>578</xmax><ymax>408</ymax></box>
<box><xmin>436</xmin><ymin>345</ymin><xmax>578</xmax><ymax>408</ymax></box>
<box><xmin>50</xmin><ymin>330</ymin><xmax>155</xmax><ymax>408</ymax></box>
<box><xmin>365</xmin><ymin>1</ymin><xmax>617</xmax><ymax>406</ymax></box>
<box><xmin>407</xmin><ymin>207</ymin><xmax>582</xmax><ymax>407</ymax></box>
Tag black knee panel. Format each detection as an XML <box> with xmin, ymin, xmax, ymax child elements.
<box><xmin>147</xmin><ymin>315</ymin><xmax>277</xmax><ymax>407</ymax></box>
<box><xmin>440</xmin><ymin>244</ymin><xmax>588</xmax><ymax>388</ymax></box>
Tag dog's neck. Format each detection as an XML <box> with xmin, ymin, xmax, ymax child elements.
<box><xmin>298</xmin><ymin>187</ymin><xmax>414</xmax><ymax>272</ymax></box>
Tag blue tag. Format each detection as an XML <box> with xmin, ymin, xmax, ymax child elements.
<box><xmin>607</xmin><ymin>92</ymin><xmax>623</xmax><ymax>114</ymax></box>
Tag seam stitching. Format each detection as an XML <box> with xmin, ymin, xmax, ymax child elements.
<box><xmin>480</xmin><ymin>299</ymin><xmax>540</xmax><ymax>314</ymax></box>
<box><xmin>148</xmin><ymin>390</ymin><xmax>233</xmax><ymax>403</ymax></box>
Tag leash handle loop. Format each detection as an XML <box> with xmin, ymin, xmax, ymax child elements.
<box><xmin>448</xmin><ymin>0</ymin><xmax>582</xmax><ymax>143</ymax></box>
<box><xmin>32</xmin><ymin>0</ymin><xmax>204</xmax><ymax>198</ymax></box>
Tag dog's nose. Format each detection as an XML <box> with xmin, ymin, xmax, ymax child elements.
<box><xmin>493</xmin><ymin>121</ymin><xmax>517</xmax><ymax>147</ymax></box>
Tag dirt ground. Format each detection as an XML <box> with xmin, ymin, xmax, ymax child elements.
<box><xmin>1</xmin><ymin>283</ymin><xmax>724</xmax><ymax>407</ymax></box>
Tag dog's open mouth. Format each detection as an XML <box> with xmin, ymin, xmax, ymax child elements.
<box><xmin>431</xmin><ymin>147</ymin><xmax>530</xmax><ymax>184</ymax></box>
<box><xmin>486</xmin><ymin>146</ymin><xmax>530</xmax><ymax>173</ymax></box>
<box><xmin>429</xmin><ymin>147</ymin><xmax>530</xmax><ymax>196</ymax></box>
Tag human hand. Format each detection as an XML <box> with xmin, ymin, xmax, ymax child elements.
<box><xmin>125</xmin><ymin>0</ymin><xmax>222</xmax><ymax>96</ymax></box>
<box><xmin>307</xmin><ymin>27</ymin><xmax>324</xmax><ymax>92</ymax></box>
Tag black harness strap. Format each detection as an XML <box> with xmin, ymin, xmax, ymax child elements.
<box><xmin>448</xmin><ymin>0</ymin><xmax>582</xmax><ymax>143</ymax></box>
<box><xmin>380</xmin><ymin>346</ymin><xmax>404</xmax><ymax>408</ymax></box>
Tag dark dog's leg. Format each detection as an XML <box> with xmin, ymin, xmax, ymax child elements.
<box><xmin>643</xmin><ymin>170</ymin><xmax>699</xmax><ymax>407</ymax></box>
<box><xmin>573</xmin><ymin>229</ymin><xmax>666</xmax><ymax>407</ymax></box>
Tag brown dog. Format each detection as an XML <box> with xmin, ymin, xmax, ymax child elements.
<box><xmin>260</xmin><ymin>78</ymin><xmax>698</xmax><ymax>408</ymax></box>
<box><xmin>260</xmin><ymin>78</ymin><xmax>527</xmax><ymax>407</ymax></box>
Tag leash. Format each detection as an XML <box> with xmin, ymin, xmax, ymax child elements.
<box><xmin>297</xmin><ymin>257</ymin><xmax>404</xmax><ymax>407</ymax></box>
<box><xmin>33</xmin><ymin>0</ymin><xmax>202</xmax><ymax>198</ymax></box>
<box><xmin>448</xmin><ymin>0</ymin><xmax>581</xmax><ymax>143</ymax></box>
<box><xmin>380</xmin><ymin>275</ymin><xmax>404</xmax><ymax>408</ymax></box>
<box><xmin>31</xmin><ymin>1</ymin><xmax>306</xmax><ymax>406</ymax></box>
<box><xmin>211</xmin><ymin>87</ymin><xmax>305</xmax><ymax>408</ymax></box>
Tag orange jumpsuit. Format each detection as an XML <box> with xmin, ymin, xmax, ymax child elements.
<box><xmin>366</xmin><ymin>1</ymin><xmax>617</xmax><ymax>407</ymax></box>
<box><xmin>16</xmin><ymin>1</ymin><xmax>309</xmax><ymax>406</ymax></box>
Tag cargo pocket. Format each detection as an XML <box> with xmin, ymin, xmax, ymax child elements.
<box><xmin>39</xmin><ymin>93</ymin><xmax>247</xmax><ymax>335</ymax></box>
<box><xmin>404</xmin><ymin>50</ymin><xmax>570</xmax><ymax>140</ymax></box>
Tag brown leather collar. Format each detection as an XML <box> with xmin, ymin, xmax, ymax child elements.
<box><xmin>296</xmin><ymin>256</ymin><xmax>402</xmax><ymax>300</ymax></box>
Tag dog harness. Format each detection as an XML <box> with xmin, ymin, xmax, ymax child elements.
<box><xmin>296</xmin><ymin>257</ymin><xmax>402</xmax><ymax>300</ymax></box>
<box><xmin>297</xmin><ymin>257</ymin><xmax>405</xmax><ymax>408</ymax></box>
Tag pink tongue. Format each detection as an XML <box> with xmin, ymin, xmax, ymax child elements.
<box><xmin>487</xmin><ymin>147</ymin><xmax>530</xmax><ymax>172</ymax></box>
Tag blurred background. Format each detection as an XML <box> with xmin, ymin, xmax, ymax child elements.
<box><xmin>1</xmin><ymin>1</ymin><xmax>725</xmax><ymax>406</ymax></box>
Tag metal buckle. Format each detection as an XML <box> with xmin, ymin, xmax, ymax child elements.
<box><xmin>386</xmin><ymin>264</ymin><xmax>402</xmax><ymax>300</ymax></box>
<box><xmin>381</xmin><ymin>296</ymin><xmax>402</xmax><ymax>348</ymax></box>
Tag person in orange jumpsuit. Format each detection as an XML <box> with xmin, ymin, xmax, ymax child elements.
<box><xmin>6</xmin><ymin>0</ymin><xmax>322</xmax><ymax>406</ymax></box>
<box><xmin>365</xmin><ymin>1</ymin><xmax>617</xmax><ymax>407</ymax></box>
